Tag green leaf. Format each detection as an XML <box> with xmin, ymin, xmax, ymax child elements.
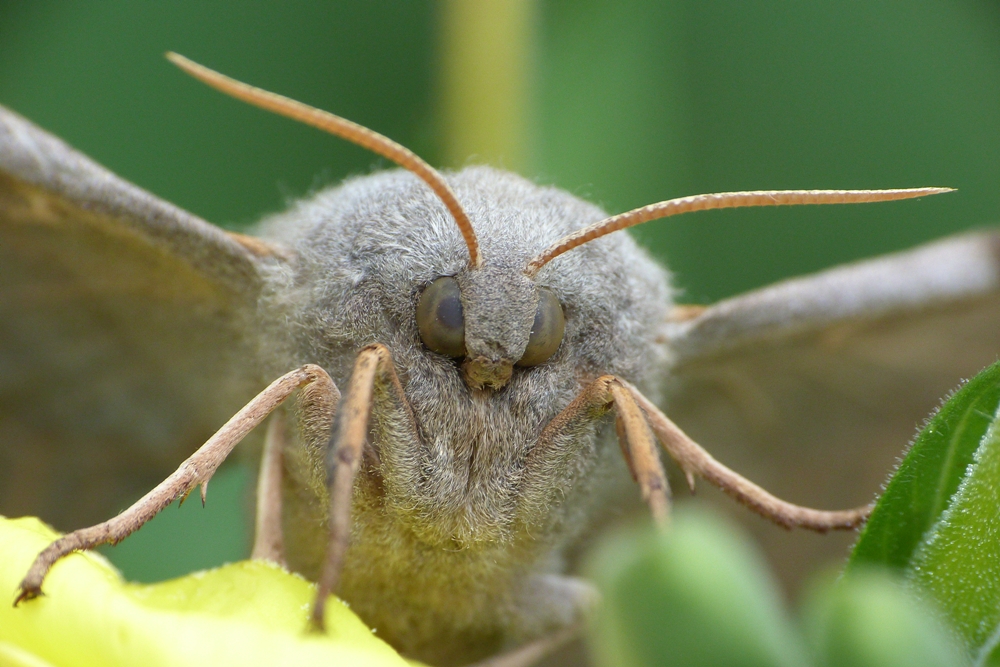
<box><xmin>850</xmin><ymin>361</ymin><xmax>1000</xmax><ymax>570</ymax></box>
<box><xmin>0</xmin><ymin>516</ymin><xmax>413</xmax><ymax>667</ymax></box>
<box><xmin>846</xmin><ymin>360</ymin><xmax>1000</xmax><ymax>661</ymax></box>
<box><xmin>905</xmin><ymin>389</ymin><xmax>1000</xmax><ymax>659</ymax></box>
<box><xmin>803</xmin><ymin>568</ymin><xmax>968</xmax><ymax>667</ymax></box>
<box><xmin>586</xmin><ymin>507</ymin><xmax>807</xmax><ymax>667</ymax></box>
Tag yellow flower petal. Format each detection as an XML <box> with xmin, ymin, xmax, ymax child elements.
<box><xmin>0</xmin><ymin>516</ymin><xmax>412</xmax><ymax>667</ymax></box>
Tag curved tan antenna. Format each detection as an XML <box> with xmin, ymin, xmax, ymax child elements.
<box><xmin>525</xmin><ymin>188</ymin><xmax>954</xmax><ymax>276</ymax></box>
<box><xmin>166</xmin><ymin>52</ymin><xmax>482</xmax><ymax>268</ymax></box>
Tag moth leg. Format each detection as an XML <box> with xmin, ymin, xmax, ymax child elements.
<box><xmin>251</xmin><ymin>413</ymin><xmax>287</xmax><ymax>563</ymax></box>
<box><xmin>311</xmin><ymin>343</ymin><xmax>418</xmax><ymax>629</ymax></box>
<box><xmin>528</xmin><ymin>375</ymin><xmax>670</xmax><ymax>525</ymax></box>
<box><xmin>15</xmin><ymin>364</ymin><xmax>337</xmax><ymax>605</ymax></box>
<box><xmin>609</xmin><ymin>382</ymin><xmax>671</xmax><ymax>525</ymax></box>
<box><xmin>251</xmin><ymin>368</ymin><xmax>340</xmax><ymax>565</ymax></box>
<box><xmin>624</xmin><ymin>381</ymin><xmax>871</xmax><ymax>531</ymax></box>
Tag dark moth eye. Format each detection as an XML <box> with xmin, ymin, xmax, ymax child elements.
<box><xmin>417</xmin><ymin>277</ymin><xmax>466</xmax><ymax>358</ymax></box>
<box><xmin>517</xmin><ymin>289</ymin><xmax>565</xmax><ymax>367</ymax></box>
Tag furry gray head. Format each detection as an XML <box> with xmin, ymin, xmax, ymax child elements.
<box><xmin>258</xmin><ymin>165</ymin><xmax>670</xmax><ymax>550</ymax></box>
<box><xmin>261</xmin><ymin>164</ymin><xmax>670</xmax><ymax>385</ymax></box>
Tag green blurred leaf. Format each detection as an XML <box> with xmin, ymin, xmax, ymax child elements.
<box><xmin>586</xmin><ymin>508</ymin><xmax>807</xmax><ymax>667</ymax></box>
<box><xmin>850</xmin><ymin>362</ymin><xmax>1000</xmax><ymax>570</ymax></box>
<box><xmin>804</xmin><ymin>568</ymin><xmax>967</xmax><ymax>667</ymax></box>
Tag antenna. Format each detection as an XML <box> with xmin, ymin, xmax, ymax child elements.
<box><xmin>525</xmin><ymin>188</ymin><xmax>954</xmax><ymax>276</ymax></box>
<box><xmin>167</xmin><ymin>52</ymin><xmax>482</xmax><ymax>268</ymax></box>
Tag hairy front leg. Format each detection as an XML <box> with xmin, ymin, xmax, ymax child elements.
<box><xmin>528</xmin><ymin>374</ymin><xmax>869</xmax><ymax>532</ymax></box>
<box><xmin>251</xmin><ymin>412</ymin><xmax>288</xmax><ymax>565</ymax></box>
<box><xmin>525</xmin><ymin>375</ymin><xmax>671</xmax><ymax>526</ymax></box>
<box><xmin>624</xmin><ymin>381</ymin><xmax>871</xmax><ymax>531</ymax></box>
<box><xmin>15</xmin><ymin>364</ymin><xmax>339</xmax><ymax>605</ymax></box>
<box><xmin>310</xmin><ymin>344</ymin><xmax>420</xmax><ymax>629</ymax></box>
<box><xmin>253</xmin><ymin>371</ymin><xmax>341</xmax><ymax>566</ymax></box>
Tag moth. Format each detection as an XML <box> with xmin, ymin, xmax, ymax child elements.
<box><xmin>4</xmin><ymin>54</ymin><xmax>999</xmax><ymax>666</ymax></box>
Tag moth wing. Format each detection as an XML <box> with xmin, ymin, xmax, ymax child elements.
<box><xmin>662</xmin><ymin>231</ymin><xmax>1000</xmax><ymax>581</ymax></box>
<box><xmin>0</xmin><ymin>105</ymin><xmax>282</xmax><ymax>529</ymax></box>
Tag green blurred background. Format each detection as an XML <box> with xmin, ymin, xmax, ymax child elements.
<box><xmin>2</xmin><ymin>1</ymin><xmax>999</xmax><ymax>582</ymax></box>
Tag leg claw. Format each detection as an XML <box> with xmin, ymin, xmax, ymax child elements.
<box><xmin>13</xmin><ymin>584</ymin><xmax>41</xmax><ymax>607</ymax></box>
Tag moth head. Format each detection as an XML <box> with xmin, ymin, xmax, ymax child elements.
<box><xmin>168</xmin><ymin>53</ymin><xmax>953</xmax><ymax>391</ymax></box>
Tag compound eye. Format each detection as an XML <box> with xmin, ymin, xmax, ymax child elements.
<box><xmin>517</xmin><ymin>289</ymin><xmax>565</xmax><ymax>367</ymax></box>
<box><xmin>417</xmin><ymin>277</ymin><xmax>466</xmax><ymax>358</ymax></box>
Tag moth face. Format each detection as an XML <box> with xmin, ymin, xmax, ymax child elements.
<box><xmin>416</xmin><ymin>266</ymin><xmax>567</xmax><ymax>390</ymax></box>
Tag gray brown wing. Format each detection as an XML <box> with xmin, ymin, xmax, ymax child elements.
<box><xmin>0</xmin><ymin>105</ymin><xmax>277</xmax><ymax>529</ymax></box>
<box><xmin>662</xmin><ymin>231</ymin><xmax>1000</xmax><ymax>587</ymax></box>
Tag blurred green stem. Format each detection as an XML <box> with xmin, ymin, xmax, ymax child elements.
<box><xmin>438</xmin><ymin>0</ymin><xmax>537</xmax><ymax>172</ymax></box>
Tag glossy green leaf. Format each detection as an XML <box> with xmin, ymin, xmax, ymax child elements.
<box><xmin>850</xmin><ymin>361</ymin><xmax>1000</xmax><ymax>570</ymax></box>
<box><xmin>586</xmin><ymin>508</ymin><xmax>807</xmax><ymax>667</ymax></box>
<box><xmin>0</xmin><ymin>517</ymin><xmax>412</xmax><ymax>667</ymax></box>
<box><xmin>804</xmin><ymin>568</ymin><xmax>967</xmax><ymax>667</ymax></box>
